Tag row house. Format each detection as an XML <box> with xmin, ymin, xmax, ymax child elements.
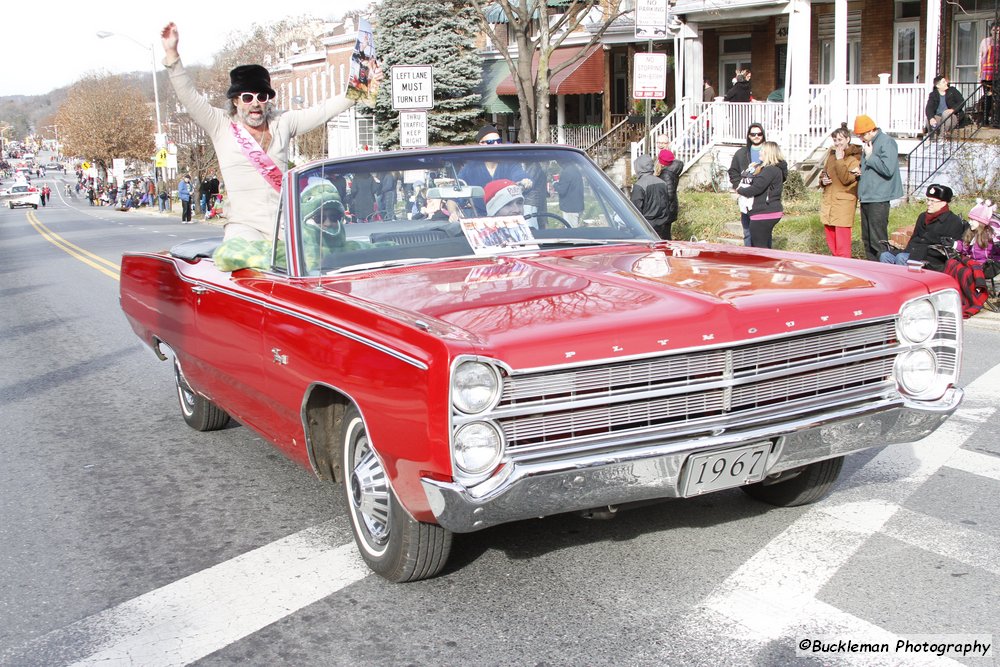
<box><xmin>268</xmin><ymin>19</ymin><xmax>377</xmax><ymax>160</ymax></box>
<box><xmin>480</xmin><ymin>0</ymin><xmax>999</xmax><ymax>192</ymax></box>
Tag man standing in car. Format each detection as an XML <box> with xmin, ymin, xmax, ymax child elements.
<box><xmin>159</xmin><ymin>22</ymin><xmax>381</xmax><ymax>241</ymax></box>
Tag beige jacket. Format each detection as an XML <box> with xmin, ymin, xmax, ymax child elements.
<box><xmin>164</xmin><ymin>59</ymin><xmax>353</xmax><ymax>238</ymax></box>
<box><xmin>820</xmin><ymin>144</ymin><xmax>861</xmax><ymax>228</ymax></box>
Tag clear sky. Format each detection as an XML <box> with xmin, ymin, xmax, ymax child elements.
<box><xmin>0</xmin><ymin>2</ymin><xmax>362</xmax><ymax>97</ymax></box>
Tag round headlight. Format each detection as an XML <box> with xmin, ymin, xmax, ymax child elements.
<box><xmin>896</xmin><ymin>348</ymin><xmax>938</xmax><ymax>395</ymax></box>
<box><xmin>453</xmin><ymin>421</ymin><xmax>504</xmax><ymax>475</ymax></box>
<box><xmin>898</xmin><ymin>299</ymin><xmax>937</xmax><ymax>344</ymax></box>
<box><xmin>452</xmin><ymin>361</ymin><xmax>501</xmax><ymax>414</ymax></box>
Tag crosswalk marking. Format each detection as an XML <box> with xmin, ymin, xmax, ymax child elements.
<box><xmin>681</xmin><ymin>362</ymin><xmax>1000</xmax><ymax>663</ymax></box>
<box><xmin>945</xmin><ymin>447</ymin><xmax>1000</xmax><ymax>482</ymax></box>
<box><xmin>8</xmin><ymin>523</ymin><xmax>369</xmax><ymax>667</ymax></box>
<box><xmin>882</xmin><ymin>507</ymin><xmax>1000</xmax><ymax>576</ymax></box>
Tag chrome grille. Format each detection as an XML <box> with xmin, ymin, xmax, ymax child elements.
<box><xmin>495</xmin><ymin>319</ymin><xmax>902</xmax><ymax>456</ymax></box>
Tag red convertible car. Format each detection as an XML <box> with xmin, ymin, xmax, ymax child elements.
<box><xmin>120</xmin><ymin>145</ymin><xmax>963</xmax><ymax>582</ymax></box>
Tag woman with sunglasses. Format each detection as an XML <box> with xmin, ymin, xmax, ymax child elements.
<box><xmin>736</xmin><ymin>141</ymin><xmax>787</xmax><ymax>249</ymax></box>
<box><xmin>160</xmin><ymin>22</ymin><xmax>382</xmax><ymax>243</ymax></box>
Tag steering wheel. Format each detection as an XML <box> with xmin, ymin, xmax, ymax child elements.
<box><xmin>525</xmin><ymin>211</ymin><xmax>572</xmax><ymax>230</ymax></box>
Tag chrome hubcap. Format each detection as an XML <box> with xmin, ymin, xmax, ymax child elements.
<box><xmin>350</xmin><ymin>438</ymin><xmax>390</xmax><ymax>545</ymax></box>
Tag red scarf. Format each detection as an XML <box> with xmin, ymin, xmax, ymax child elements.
<box><xmin>925</xmin><ymin>205</ymin><xmax>949</xmax><ymax>225</ymax></box>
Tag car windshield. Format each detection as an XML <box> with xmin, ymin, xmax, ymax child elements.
<box><xmin>289</xmin><ymin>146</ymin><xmax>657</xmax><ymax>276</ymax></box>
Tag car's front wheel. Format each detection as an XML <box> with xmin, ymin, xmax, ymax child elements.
<box><xmin>341</xmin><ymin>405</ymin><xmax>451</xmax><ymax>582</ymax></box>
<box><xmin>173</xmin><ymin>359</ymin><xmax>230</xmax><ymax>431</ymax></box>
<box><xmin>741</xmin><ymin>456</ymin><xmax>844</xmax><ymax>507</ymax></box>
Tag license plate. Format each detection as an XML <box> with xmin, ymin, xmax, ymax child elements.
<box><xmin>682</xmin><ymin>442</ymin><xmax>772</xmax><ymax>496</ymax></box>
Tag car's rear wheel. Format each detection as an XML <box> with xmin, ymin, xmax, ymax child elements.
<box><xmin>741</xmin><ymin>456</ymin><xmax>844</xmax><ymax>507</ymax></box>
<box><xmin>341</xmin><ymin>405</ymin><xmax>451</xmax><ymax>582</ymax></box>
<box><xmin>173</xmin><ymin>359</ymin><xmax>230</xmax><ymax>431</ymax></box>
<box><xmin>32</xmin><ymin>204</ymin><xmax>37</xmax><ymax>209</ymax></box>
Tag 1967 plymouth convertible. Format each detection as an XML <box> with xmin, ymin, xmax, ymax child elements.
<box><xmin>120</xmin><ymin>145</ymin><xmax>963</xmax><ymax>582</ymax></box>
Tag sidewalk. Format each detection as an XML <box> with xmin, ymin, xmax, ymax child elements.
<box><xmin>131</xmin><ymin>203</ymin><xmax>225</xmax><ymax>229</ymax></box>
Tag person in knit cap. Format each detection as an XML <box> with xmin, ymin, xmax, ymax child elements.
<box><xmin>483</xmin><ymin>179</ymin><xmax>524</xmax><ymax>217</ymax></box>
<box><xmin>854</xmin><ymin>114</ymin><xmax>903</xmax><ymax>261</ymax></box>
<box><xmin>654</xmin><ymin>149</ymin><xmax>684</xmax><ymax>240</ymax></box>
<box><xmin>879</xmin><ymin>184</ymin><xmax>963</xmax><ymax>271</ymax></box>
<box><xmin>958</xmin><ymin>199</ymin><xmax>1000</xmax><ymax>264</ymax></box>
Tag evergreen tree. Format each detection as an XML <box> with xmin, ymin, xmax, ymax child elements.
<box><xmin>373</xmin><ymin>0</ymin><xmax>482</xmax><ymax>147</ymax></box>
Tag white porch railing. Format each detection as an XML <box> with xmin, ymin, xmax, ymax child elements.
<box><xmin>549</xmin><ymin>124</ymin><xmax>604</xmax><ymax>148</ymax></box>
<box><xmin>641</xmin><ymin>83</ymin><xmax>929</xmax><ymax>172</ymax></box>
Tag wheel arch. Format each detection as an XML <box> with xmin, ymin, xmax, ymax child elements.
<box><xmin>301</xmin><ymin>382</ymin><xmax>362</xmax><ymax>484</ymax></box>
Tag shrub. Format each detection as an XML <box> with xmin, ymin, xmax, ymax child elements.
<box><xmin>782</xmin><ymin>169</ymin><xmax>808</xmax><ymax>201</ymax></box>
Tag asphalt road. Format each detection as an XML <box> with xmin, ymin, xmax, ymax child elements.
<box><xmin>1</xmin><ymin>170</ymin><xmax>998</xmax><ymax>667</ymax></box>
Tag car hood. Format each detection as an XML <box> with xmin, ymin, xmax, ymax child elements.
<box><xmin>318</xmin><ymin>243</ymin><xmax>951</xmax><ymax>367</ymax></box>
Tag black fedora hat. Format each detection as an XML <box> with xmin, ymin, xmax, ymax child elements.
<box><xmin>226</xmin><ymin>64</ymin><xmax>276</xmax><ymax>99</ymax></box>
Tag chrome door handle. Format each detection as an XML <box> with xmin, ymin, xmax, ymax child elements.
<box><xmin>191</xmin><ymin>285</ymin><xmax>210</xmax><ymax>294</ymax></box>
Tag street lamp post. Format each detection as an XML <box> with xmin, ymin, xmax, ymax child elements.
<box><xmin>96</xmin><ymin>30</ymin><xmax>163</xmax><ymax>147</ymax></box>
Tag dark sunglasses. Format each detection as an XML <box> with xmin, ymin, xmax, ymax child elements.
<box><xmin>748</xmin><ymin>131</ymin><xmax>763</xmax><ymax>137</ymax></box>
<box><xmin>479</xmin><ymin>138</ymin><xmax>502</xmax><ymax>145</ymax></box>
<box><xmin>239</xmin><ymin>92</ymin><xmax>273</xmax><ymax>104</ymax></box>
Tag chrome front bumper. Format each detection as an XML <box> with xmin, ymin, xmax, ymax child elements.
<box><xmin>421</xmin><ymin>389</ymin><xmax>963</xmax><ymax>533</ymax></box>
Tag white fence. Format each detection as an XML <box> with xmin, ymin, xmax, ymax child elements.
<box><xmin>549</xmin><ymin>124</ymin><xmax>604</xmax><ymax>148</ymax></box>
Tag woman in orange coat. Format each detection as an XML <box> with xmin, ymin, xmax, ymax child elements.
<box><xmin>819</xmin><ymin>123</ymin><xmax>862</xmax><ymax>258</ymax></box>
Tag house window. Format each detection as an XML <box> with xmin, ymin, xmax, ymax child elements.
<box><xmin>817</xmin><ymin>10</ymin><xmax>862</xmax><ymax>84</ymax></box>
<box><xmin>895</xmin><ymin>0</ymin><xmax>921</xmax><ymax>19</ymax></box>
<box><xmin>953</xmin><ymin>18</ymin><xmax>996</xmax><ymax>84</ymax></box>
<box><xmin>894</xmin><ymin>21</ymin><xmax>919</xmax><ymax>83</ymax></box>
<box><xmin>819</xmin><ymin>40</ymin><xmax>862</xmax><ymax>84</ymax></box>
<box><xmin>719</xmin><ymin>34</ymin><xmax>751</xmax><ymax>92</ymax></box>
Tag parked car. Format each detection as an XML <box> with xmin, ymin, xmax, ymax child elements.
<box><xmin>120</xmin><ymin>145</ymin><xmax>964</xmax><ymax>582</ymax></box>
<box><xmin>5</xmin><ymin>182</ymin><xmax>40</xmax><ymax>209</ymax></box>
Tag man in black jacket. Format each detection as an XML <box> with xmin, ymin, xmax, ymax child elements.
<box><xmin>925</xmin><ymin>76</ymin><xmax>964</xmax><ymax>135</ymax></box>
<box><xmin>879</xmin><ymin>184</ymin><xmax>965</xmax><ymax>271</ymax></box>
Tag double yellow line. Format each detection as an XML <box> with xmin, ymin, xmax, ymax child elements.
<box><xmin>27</xmin><ymin>211</ymin><xmax>121</xmax><ymax>281</ymax></box>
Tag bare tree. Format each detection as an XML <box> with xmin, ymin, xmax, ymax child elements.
<box><xmin>54</xmin><ymin>73</ymin><xmax>155</xmax><ymax>171</ymax></box>
<box><xmin>469</xmin><ymin>0</ymin><xmax>626</xmax><ymax>143</ymax></box>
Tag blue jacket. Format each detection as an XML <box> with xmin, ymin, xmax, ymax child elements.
<box><xmin>178</xmin><ymin>179</ymin><xmax>192</xmax><ymax>202</ymax></box>
<box><xmin>858</xmin><ymin>130</ymin><xmax>903</xmax><ymax>204</ymax></box>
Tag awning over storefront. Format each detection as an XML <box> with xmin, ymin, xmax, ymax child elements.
<box><xmin>495</xmin><ymin>44</ymin><xmax>604</xmax><ymax>96</ymax></box>
<box><xmin>480</xmin><ymin>59</ymin><xmax>518</xmax><ymax>114</ymax></box>
<box><xmin>485</xmin><ymin>1</ymin><xmax>571</xmax><ymax>24</ymax></box>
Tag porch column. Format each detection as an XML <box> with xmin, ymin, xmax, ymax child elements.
<box><xmin>925</xmin><ymin>0</ymin><xmax>942</xmax><ymax>84</ymax></box>
<box><xmin>832</xmin><ymin>0</ymin><xmax>848</xmax><ymax>124</ymax></box>
<box><xmin>686</xmin><ymin>23</ymin><xmax>703</xmax><ymax>105</ymax></box>
<box><xmin>786</xmin><ymin>0</ymin><xmax>812</xmax><ymax>161</ymax></box>
<box><xmin>557</xmin><ymin>95</ymin><xmax>566</xmax><ymax>144</ymax></box>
